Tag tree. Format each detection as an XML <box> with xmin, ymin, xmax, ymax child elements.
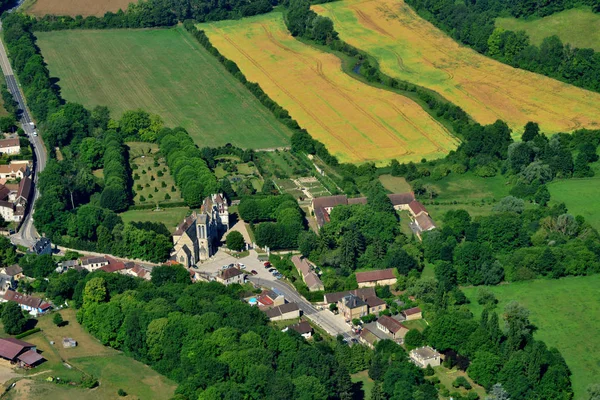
<box><xmin>298</xmin><ymin>230</ymin><xmax>318</xmax><ymax>257</ymax></box>
<box><xmin>226</xmin><ymin>231</ymin><xmax>245</xmax><ymax>252</ymax></box>
<box><xmin>534</xmin><ymin>185</ymin><xmax>550</xmax><ymax>206</ymax></box>
<box><xmin>370</xmin><ymin>382</ymin><xmax>385</xmax><ymax>400</ymax></box>
<box><xmin>404</xmin><ymin>329</ymin><xmax>424</xmax><ymax>349</ymax></box>
<box><xmin>2</xmin><ymin>301</ymin><xmax>26</xmax><ymax>335</ymax></box>
<box><xmin>53</xmin><ymin>312</ymin><xmax>64</xmax><ymax>326</ymax></box>
<box><xmin>83</xmin><ymin>277</ymin><xmax>108</xmax><ymax>305</ymax></box>
<box><xmin>522</xmin><ymin>122</ymin><xmax>540</xmax><ymax>142</ymax></box>
<box><xmin>493</xmin><ymin>196</ymin><xmax>524</xmax><ymax>213</ymax></box>
<box><xmin>587</xmin><ymin>383</ymin><xmax>600</xmax><ymax>400</ymax></box>
<box><xmin>151</xmin><ymin>265</ymin><xmax>191</xmax><ymax>286</ymax></box>
<box><xmin>477</xmin><ymin>287</ymin><xmax>498</xmax><ymax>308</ymax></box>
<box><xmin>486</xmin><ymin>383</ymin><xmax>510</xmax><ymax>400</ymax></box>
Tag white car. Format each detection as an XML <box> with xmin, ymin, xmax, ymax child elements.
<box><xmin>32</xmin><ymin>131</ymin><xmax>38</xmax><ymax>136</ymax></box>
<box><xmin>238</xmin><ymin>263</ymin><xmax>246</xmax><ymax>269</ymax></box>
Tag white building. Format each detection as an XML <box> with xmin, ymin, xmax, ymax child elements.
<box><xmin>409</xmin><ymin>346</ymin><xmax>442</xmax><ymax>368</ymax></box>
<box><xmin>0</xmin><ymin>138</ymin><xmax>20</xmax><ymax>155</ymax></box>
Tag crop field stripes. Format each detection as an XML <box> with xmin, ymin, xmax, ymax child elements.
<box><xmin>201</xmin><ymin>13</ymin><xmax>458</xmax><ymax>165</ymax></box>
<box><xmin>314</xmin><ymin>0</ymin><xmax>600</xmax><ymax>136</ymax></box>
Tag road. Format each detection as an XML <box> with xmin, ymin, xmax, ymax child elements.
<box><xmin>0</xmin><ymin>21</ymin><xmax>47</xmax><ymax>247</ymax></box>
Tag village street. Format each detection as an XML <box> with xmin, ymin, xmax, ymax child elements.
<box><xmin>195</xmin><ymin>249</ymin><xmax>355</xmax><ymax>342</ymax></box>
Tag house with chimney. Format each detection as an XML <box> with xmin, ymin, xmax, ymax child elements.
<box><xmin>291</xmin><ymin>255</ymin><xmax>324</xmax><ymax>292</ymax></box>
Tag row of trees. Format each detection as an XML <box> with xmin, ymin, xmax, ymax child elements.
<box><xmin>406</xmin><ymin>0</ymin><xmax>600</xmax><ymax>93</ymax></box>
<box><xmin>71</xmin><ymin>268</ymin><xmax>357</xmax><ymax>399</ymax></box>
<box><xmin>100</xmin><ymin>131</ymin><xmax>131</xmax><ymax>212</ymax></box>
<box><xmin>159</xmin><ymin>127</ymin><xmax>217</xmax><ymax>207</ymax></box>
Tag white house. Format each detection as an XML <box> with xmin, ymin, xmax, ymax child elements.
<box><xmin>409</xmin><ymin>346</ymin><xmax>442</xmax><ymax>368</ymax></box>
<box><xmin>2</xmin><ymin>289</ymin><xmax>51</xmax><ymax>316</ymax></box>
<box><xmin>0</xmin><ymin>138</ymin><xmax>20</xmax><ymax>155</ymax></box>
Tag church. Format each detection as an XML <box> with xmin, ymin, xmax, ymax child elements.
<box><xmin>171</xmin><ymin>193</ymin><xmax>229</xmax><ymax>267</ymax></box>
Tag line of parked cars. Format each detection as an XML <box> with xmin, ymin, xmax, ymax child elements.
<box><xmin>264</xmin><ymin>261</ymin><xmax>283</xmax><ymax>279</ymax></box>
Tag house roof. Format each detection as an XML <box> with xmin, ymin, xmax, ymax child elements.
<box><xmin>365</xmin><ymin>296</ymin><xmax>386</xmax><ymax>308</ymax></box>
<box><xmin>257</xmin><ymin>294</ymin><xmax>274</xmax><ymax>306</ymax></box>
<box><xmin>0</xmin><ymin>185</ymin><xmax>9</xmax><ymax>201</ymax></box>
<box><xmin>17</xmin><ymin>349</ymin><xmax>43</xmax><ymax>365</ymax></box>
<box><xmin>291</xmin><ymin>255</ymin><xmax>311</xmax><ymax>275</ymax></box>
<box><xmin>312</xmin><ymin>195</ymin><xmax>348</xmax><ymax>210</ymax></box>
<box><xmin>0</xmin><ymin>138</ymin><xmax>19</xmax><ymax>149</ymax></box>
<box><xmin>0</xmin><ymin>164</ymin><xmax>22</xmax><ymax>175</ymax></box>
<box><xmin>81</xmin><ymin>256</ymin><xmax>108</xmax><ymax>266</ymax></box>
<box><xmin>356</xmin><ymin>269</ymin><xmax>396</xmax><ymax>283</ymax></box>
<box><xmin>411</xmin><ymin>346</ymin><xmax>440</xmax><ymax>360</ymax></box>
<box><xmin>3</xmin><ymin>264</ymin><xmax>22</xmax><ymax>277</ymax></box>
<box><xmin>408</xmin><ymin>200</ymin><xmax>427</xmax><ymax>216</ymax></box>
<box><xmin>99</xmin><ymin>261</ymin><xmax>127</xmax><ymax>273</ymax></box>
<box><xmin>264</xmin><ymin>302</ymin><xmax>299</xmax><ymax>319</ymax></box>
<box><xmin>131</xmin><ymin>265</ymin><xmax>150</xmax><ymax>279</ymax></box>
<box><xmin>347</xmin><ymin>197</ymin><xmax>368</xmax><ymax>205</ymax></box>
<box><xmin>290</xmin><ymin>321</ymin><xmax>312</xmax><ymax>335</ymax></box>
<box><xmin>17</xmin><ymin>177</ymin><xmax>31</xmax><ymax>200</ymax></box>
<box><xmin>0</xmin><ymin>200</ymin><xmax>13</xmax><ymax>210</ymax></box>
<box><xmin>3</xmin><ymin>289</ymin><xmax>47</xmax><ymax>309</ymax></box>
<box><xmin>303</xmin><ymin>272</ymin><xmax>323</xmax><ymax>290</ymax></box>
<box><xmin>0</xmin><ymin>338</ymin><xmax>33</xmax><ymax>360</ymax></box>
<box><xmin>387</xmin><ymin>192</ymin><xmax>415</xmax><ymax>206</ymax></box>
<box><xmin>415</xmin><ymin>213</ymin><xmax>436</xmax><ymax>231</ymax></box>
<box><xmin>31</xmin><ymin>238</ymin><xmax>50</xmax><ymax>254</ymax></box>
<box><xmin>324</xmin><ymin>288</ymin><xmax>376</xmax><ymax>304</ymax></box>
<box><xmin>360</xmin><ymin>328</ymin><xmax>379</xmax><ymax>345</ymax></box>
<box><xmin>403</xmin><ymin>307</ymin><xmax>422</xmax><ymax>316</ymax></box>
<box><xmin>341</xmin><ymin>294</ymin><xmax>367</xmax><ymax>309</ymax></box>
<box><xmin>378</xmin><ymin>315</ymin><xmax>407</xmax><ymax>334</ymax></box>
<box><xmin>219</xmin><ymin>267</ymin><xmax>244</xmax><ymax>280</ymax></box>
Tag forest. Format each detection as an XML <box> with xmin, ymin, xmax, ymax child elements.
<box><xmin>406</xmin><ymin>0</ymin><xmax>600</xmax><ymax>92</ymax></box>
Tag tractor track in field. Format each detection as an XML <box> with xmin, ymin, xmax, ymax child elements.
<box><xmin>212</xmin><ymin>26</ymin><xmax>366</xmax><ymax>161</ymax></box>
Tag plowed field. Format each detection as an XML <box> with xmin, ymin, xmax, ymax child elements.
<box><xmin>26</xmin><ymin>0</ymin><xmax>132</xmax><ymax>17</ymax></box>
<box><xmin>314</xmin><ymin>0</ymin><xmax>600</xmax><ymax>136</ymax></box>
<box><xmin>201</xmin><ymin>13</ymin><xmax>458</xmax><ymax>164</ymax></box>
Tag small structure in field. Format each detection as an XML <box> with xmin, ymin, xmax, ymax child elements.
<box><xmin>62</xmin><ymin>338</ymin><xmax>77</xmax><ymax>348</ymax></box>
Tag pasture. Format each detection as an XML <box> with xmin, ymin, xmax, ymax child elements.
<box><xmin>464</xmin><ymin>275</ymin><xmax>600</xmax><ymax>399</ymax></box>
<box><xmin>37</xmin><ymin>27</ymin><xmax>292</xmax><ymax>149</ymax></box>
<box><xmin>119</xmin><ymin>207</ymin><xmax>190</xmax><ymax>230</ymax></box>
<box><xmin>314</xmin><ymin>0</ymin><xmax>600</xmax><ymax>136</ymax></box>
<box><xmin>24</xmin><ymin>0</ymin><xmax>133</xmax><ymax>17</ymax></box>
<box><xmin>201</xmin><ymin>13</ymin><xmax>459</xmax><ymax>165</ymax></box>
<box><xmin>497</xmin><ymin>8</ymin><xmax>600</xmax><ymax>51</ymax></box>
<box><xmin>548</xmin><ymin>175</ymin><xmax>600</xmax><ymax>231</ymax></box>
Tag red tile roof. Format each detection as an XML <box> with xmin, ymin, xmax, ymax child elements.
<box><xmin>219</xmin><ymin>267</ymin><xmax>244</xmax><ymax>280</ymax></box>
<box><xmin>17</xmin><ymin>349</ymin><xmax>43</xmax><ymax>366</ymax></box>
<box><xmin>403</xmin><ymin>307</ymin><xmax>422</xmax><ymax>316</ymax></box>
<box><xmin>3</xmin><ymin>290</ymin><xmax>48</xmax><ymax>310</ymax></box>
<box><xmin>365</xmin><ymin>296</ymin><xmax>386</xmax><ymax>308</ymax></box>
<box><xmin>290</xmin><ymin>321</ymin><xmax>312</xmax><ymax>334</ymax></box>
<box><xmin>0</xmin><ymin>138</ymin><xmax>19</xmax><ymax>149</ymax></box>
<box><xmin>0</xmin><ymin>338</ymin><xmax>33</xmax><ymax>360</ymax></box>
<box><xmin>408</xmin><ymin>200</ymin><xmax>427</xmax><ymax>216</ymax></box>
<box><xmin>355</xmin><ymin>269</ymin><xmax>396</xmax><ymax>283</ymax></box>
<box><xmin>387</xmin><ymin>192</ymin><xmax>415</xmax><ymax>206</ymax></box>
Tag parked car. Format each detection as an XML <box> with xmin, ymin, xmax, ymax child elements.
<box><xmin>238</xmin><ymin>263</ymin><xmax>246</xmax><ymax>269</ymax></box>
<box><xmin>268</xmin><ymin>268</ymin><xmax>276</xmax><ymax>273</ymax></box>
<box><xmin>263</xmin><ymin>261</ymin><xmax>271</xmax><ymax>268</ymax></box>
<box><xmin>250</xmin><ymin>270</ymin><xmax>258</xmax><ymax>275</ymax></box>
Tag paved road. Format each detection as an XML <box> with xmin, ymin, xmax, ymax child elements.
<box><xmin>0</xmin><ymin>22</ymin><xmax>47</xmax><ymax>247</ymax></box>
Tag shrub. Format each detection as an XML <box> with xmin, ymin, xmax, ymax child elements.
<box><xmin>452</xmin><ymin>376</ymin><xmax>471</xmax><ymax>390</ymax></box>
<box><xmin>226</xmin><ymin>231</ymin><xmax>245</xmax><ymax>252</ymax></box>
<box><xmin>161</xmin><ymin>181</ymin><xmax>167</xmax><ymax>188</ymax></box>
<box><xmin>157</xmin><ymin>170</ymin><xmax>163</xmax><ymax>177</ymax></box>
<box><xmin>118</xmin><ymin>389</ymin><xmax>127</xmax><ymax>397</ymax></box>
<box><xmin>139</xmin><ymin>196</ymin><xmax>146</xmax><ymax>202</ymax></box>
<box><xmin>165</xmin><ymin>193</ymin><xmax>171</xmax><ymax>200</ymax></box>
<box><xmin>53</xmin><ymin>313</ymin><xmax>64</xmax><ymax>326</ymax></box>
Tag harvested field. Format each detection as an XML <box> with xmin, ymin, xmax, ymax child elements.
<box><xmin>314</xmin><ymin>0</ymin><xmax>600</xmax><ymax>136</ymax></box>
<box><xmin>201</xmin><ymin>13</ymin><xmax>458</xmax><ymax>165</ymax></box>
<box><xmin>37</xmin><ymin>27</ymin><xmax>292</xmax><ymax>149</ymax></box>
<box><xmin>26</xmin><ymin>0</ymin><xmax>133</xmax><ymax>17</ymax></box>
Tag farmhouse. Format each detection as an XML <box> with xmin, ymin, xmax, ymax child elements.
<box><xmin>324</xmin><ymin>288</ymin><xmax>376</xmax><ymax>305</ymax></box>
<box><xmin>365</xmin><ymin>296</ymin><xmax>387</xmax><ymax>315</ymax></box>
<box><xmin>338</xmin><ymin>294</ymin><xmax>368</xmax><ymax>321</ymax></box>
<box><xmin>172</xmin><ymin>193</ymin><xmax>229</xmax><ymax>267</ymax></box>
<box><xmin>0</xmin><ymin>163</ymin><xmax>27</xmax><ymax>180</ymax></box>
<box><xmin>81</xmin><ymin>256</ymin><xmax>109</xmax><ymax>271</ymax></box>
<box><xmin>215</xmin><ymin>267</ymin><xmax>245</xmax><ymax>286</ymax></box>
<box><xmin>0</xmin><ymin>138</ymin><xmax>20</xmax><ymax>155</ymax></box>
<box><xmin>402</xmin><ymin>307</ymin><xmax>423</xmax><ymax>320</ymax></box>
<box><xmin>312</xmin><ymin>193</ymin><xmax>415</xmax><ymax>228</ymax></box>
<box><xmin>409</xmin><ymin>346</ymin><xmax>441</xmax><ymax>368</ymax></box>
<box><xmin>291</xmin><ymin>255</ymin><xmax>324</xmax><ymax>292</ymax></box>
<box><xmin>283</xmin><ymin>321</ymin><xmax>313</xmax><ymax>339</ymax></box>
<box><xmin>2</xmin><ymin>289</ymin><xmax>51</xmax><ymax>316</ymax></box>
<box><xmin>0</xmin><ymin>338</ymin><xmax>44</xmax><ymax>368</ymax></box>
<box><xmin>264</xmin><ymin>302</ymin><xmax>300</xmax><ymax>321</ymax></box>
<box><xmin>0</xmin><ymin>264</ymin><xmax>23</xmax><ymax>280</ymax></box>
<box><xmin>408</xmin><ymin>200</ymin><xmax>427</xmax><ymax>217</ymax></box>
<box><xmin>376</xmin><ymin>315</ymin><xmax>409</xmax><ymax>340</ymax></box>
<box><xmin>355</xmin><ymin>268</ymin><xmax>397</xmax><ymax>287</ymax></box>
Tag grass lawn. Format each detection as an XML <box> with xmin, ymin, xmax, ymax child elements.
<box><xmin>351</xmin><ymin>370</ymin><xmax>374</xmax><ymax>399</ymax></box>
<box><xmin>548</xmin><ymin>175</ymin><xmax>600</xmax><ymax>231</ymax></box>
<box><xmin>497</xmin><ymin>7</ymin><xmax>600</xmax><ymax>51</ymax></box>
<box><xmin>463</xmin><ymin>275</ymin><xmax>600</xmax><ymax>399</ymax></box>
<box><xmin>379</xmin><ymin>174</ymin><xmax>412</xmax><ymax>193</ymax></box>
<box><xmin>5</xmin><ymin>310</ymin><xmax>177</xmax><ymax>400</ymax></box>
<box><xmin>128</xmin><ymin>142</ymin><xmax>181</xmax><ymax>205</ymax></box>
<box><xmin>402</xmin><ymin>319</ymin><xmax>428</xmax><ymax>332</ymax></box>
<box><xmin>37</xmin><ymin>27</ymin><xmax>292</xmax><ymax>149</ymax></box>
<box><xmin>430</xmin><ymin>365</ymin><xmax>486</xmax><ymax>399</ymax></box>
<box><xmin>119</xmin><ymin>207</ymin><xmax>190</xmax><ymax>231</ymax></box>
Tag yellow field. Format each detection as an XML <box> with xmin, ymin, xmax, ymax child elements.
<box><xmin>201</xmin><ymin>12</ymin><xmax>458</xmax><ymax>164</ymax></box>
<box><xmin>314</xmin><ymin>0</ymin><xmax>600</xmax><ymax>136</ymax></box>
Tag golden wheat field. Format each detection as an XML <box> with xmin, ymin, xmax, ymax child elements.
<box><xmin>314</xmin><ymin>0</ymin><xmax>600</xmax><ymax>136</ymax></box>
<box><xmin>26</xmin><ymin>0</ymin><xmax>133</xmax><ymax>17</ymax></box>
<box><xmin>201</xmin><ymin>12</ymin><xmax>459</xmax><ymax>165</ymax></box>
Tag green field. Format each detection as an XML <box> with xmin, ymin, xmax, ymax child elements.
<box><xmin>119</xmin><ymin>207</ymin><xmax>190</xmax><ymax>230</ymax></box>
<box><xmin>464</xmin><ymin>275</ymin><xmax>600</xmax><ymax>399</ymax></box>
<box><xmin>6</xmin><ymin>309</ymin><xmax>176</xmax><ymax>400</ymax></box>
<box><xmin>497</xmin><ymin>8</ymin><xmax>600</xmax><ymax>51</ymax></box>
<box><xmin>378</xmin><ymin>175</ymin><xmax>412</xmax><ymax>193</ymax></box>
<box><xmin>37</xmin><ymin>27</ymin><xmax>292</xmax><ymax>149</ymax></box>
<box><xmin>351</xmin><ymin>370</ymin><xmax>374</xmax><ymax>399</ymax></box>
<box><xmin>548</xmin><ymin>175</ymin><xmax>600</xmax><ymax>231</ymax></box>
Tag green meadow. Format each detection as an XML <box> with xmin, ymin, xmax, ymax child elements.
<box><xmin>464</xmin><ymin>275</ymin><xmax>600</xmax><ymax>399</ymax></box>
<box><xmin>37</xmin><ymin>26</ymin><xmax>292</xmax><ymax>149</ymax></box>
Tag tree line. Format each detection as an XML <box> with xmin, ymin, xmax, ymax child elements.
<box><xmin>406</xmin><ymin>0</ymin><xmax>600</xmax><ymax>93</ymax></box>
